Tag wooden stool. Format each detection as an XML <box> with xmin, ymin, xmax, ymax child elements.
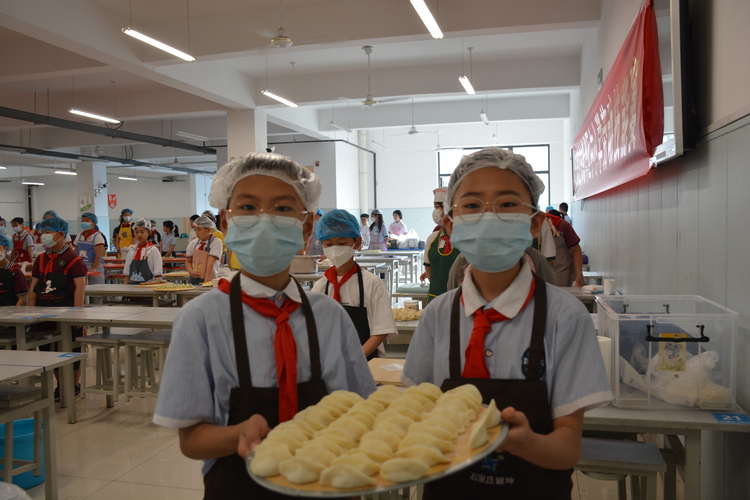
<box><xmin>122</xmin><ymin>330</ymin><xmax>171</xmax><ymax>399</ymax></box>
<box><xmin>576</xmin><ymin>437</ymin><xmax>667</xmax><ymax>500</ymax></box>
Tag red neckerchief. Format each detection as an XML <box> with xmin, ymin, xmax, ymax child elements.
<box><xmin>197</xmin><ymin>240</ymin><xmax>207</xmax><ymax>251</ymax></box>
<box><xmin>462</xmin><ymin>278</ymin><xmax>537</xmax><ymax>378</ymax></box>
<box><xmin>134</xmin><ymin>242</ymin><xmax>152</xmax><ymax>260</ymax></box>
<box><xmin>218</xmin><ymin>278</ymin><xmax>301</xmax><ymax>422</ymax></box>
<box><xmin>439</xmin><ymin>229</ymin><xmax>452</xmax><ymax>254</ymax></box>
<box><xmin>545</xmin><ymin>213</ymin><xmax>563</xmax><ymax>228</ymax></box>
<box><xmin>324</xmin><ymin>264</ymin><xmax>359</xmax><ymax>303</ymax></box>
<box><xmin>81</xmin><ymin>228</ymin><xmax>98</xmax><ymax>239</ymax></box>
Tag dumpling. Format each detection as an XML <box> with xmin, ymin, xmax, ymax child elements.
<box><xmin>430</xmin><ymin>406</ymin><xmax>471</xmax><ymax>428</ymax></box>
<box><xmin>347</xmin><ymin>404</ymin><xmax>378</xmax><ymax>418</ymax></box>
<box><xmin>320</xmin><ymin>463</ymin><xmax>377</xmax><ymax>488</ymax></box>
<box><xmin>421</xmin><ymin>414</ymin><xmax>464</xmax><ymax>435</ymax></box>
<box><xmin>440</xmin><ymin>392</ymin><xmax>481</xmax><ymax>413</ymax></box>
<box><xmin>345</xmin><ymin>410</ymin><xmax>376</xmax><ymax>428</ymax></box>
<box><xmin>329</xmin><ymin>390</ymin><xmax>364</xmax><ymax>406</ymax></box>
<box><xmin>408</xmin><ymin>393</ymin><xmax>436</xmax><ymax>412</ymax></box>
<box><xmin>374</xmin><ymin>408</ymin><xmax>421</xmax><ymax>424</ymax></box>
<box><xmin>293</xmin><ymin>408</ymin><xmax>307</xmax><ymax>420</ymax></box>
<box><xmin>396</xmin><ymin>445</ymin><xmax>451</xmax><ymax>466</ymax></box>
<box><xmin>309</xmin><ymin>432</ymin><xmax>354</xmax><ymax>452</ymax></box>
<box><xmin>380</xmin><ymin>457</ymin><xmax>430</xmax><ymax>482</ymax></box>
<box><xmin>330</xmin><ymin>453</ymin><xmax>381</xmax><ymax>476</ymax></box>
<box><xmin>435</xmin><ymin>395</ymin><xmax>471</xmax><ymax>414</ymax></box>
<box><xmin>361</xmin><ymin>430</ymin><xmax>401</xmax><ymax>452</ymax></box>
<box><xmin>266</xmin><ymin>425</ymin><xmax>308</xmax><ymax>444</ymax></box>
<box><xmin>408</xmin><ymin>422</ymin><xmax>456</xmax><ymax>441</ymax></box>
<box><xmin>305</xmin><ymin>438</ymin><xmax>344</xmax><ymax>456</ymax></box>
<box><xmin>398</xmin><ymin>433</ymin><xmax>455</xmax><ymax>453</ymax></box>
<box><xmin>302</xmin><ymin>416</ymin><xmax>326</xmax><ymax>432</ymax></box>
<box><xmin>404</xmin><ymin>385</ymin><xmax>440</xmax><ymax>402</ymax></box>
<box><xmin>358</xmin><ymin>438</ymin><xmax>395</xmax><ymax>457</ymax></box>
<box><xmin>483</xmin><ymin>399</ymin><xmax>502</xmax><ymax>428</ymax></box>
<box><xmin>305</xmin><ymin>406</ymin><xmax>336</xmax><ymax>426</ymax></box>
<box><xmin>374</xmin><ymin>420</ymin><xmax>407</xmax><ymax>439</ymax></box>
<box><xmin>417</xmin><ymin>382</ymin><xmax>443</xmax><ymax>400</ymax></box>
<box><xmin>249</xmin><ymin>443</ymin><xmax>293</xmax><ymax>477</ymax></box>
<box><xmin>343</xmin><ymin>448</ymin><xmax>393</xmax><ymax>464</ymax></box>
<box><xmin>280</xmin><ymin>419</ymin><xmax>314</xmax><ymax>438</ymax></box>
<box><xmin>468</xmin><ymin>421</ymin><xmax>488</xmax><ymax>449</ymax></box>
<box><xmin>388</xmin><ymin>397</ymin><xmax>426</xmax><ymax>415</ymax></box>
<box><xmin>317</xmin><ymin>402</ymin><xmax>345</xmax><ymax>418</ymax></box>
<box><xmin>358</xmin><ymin>399</ymin><xmax>386</xmax><ymax>413</ymax></box>
<box><xmin>278</xmin><ymin>456</ymin><xmax>326</xmax><ymax>484</ymax></box>
<box><xmin>320</xmin><ymin>395</ymin><xmax>350</xmax><ymax>412</ymax></box>
<box><xmin>373</xmin><ymin>414</ymin><xmax>414</xmax><ymax>432</ymax></box>
<box><xmin>295</xmin><ymin>444</ymin><xmax>337</xmax><ymax>466</ymax></box>
<box><xmin>252</xmin><ymin>438</ymin><xmax>290</xmax><ymax>455</ymax></box>
<box><xmin>447</xmin><ymin>384</ymin><xmax>483</xmax><ymax>405</ymax></box>
<box><xmin>329</xmin><ymin>417</ymin><xmax>370</xmax><ymax>441</ymax></box>
<box><xmin>374</xmin><ymin>385</ymin><xmax>402</xmax><ymax>396</ymax></box>
<box><xmin>265</xmin><ymin>433</ymin><xmax>304</xmax><ymax>454</ymax></box>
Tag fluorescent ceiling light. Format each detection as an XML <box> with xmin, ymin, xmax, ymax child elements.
<box><xmin>261</xmin><ymin>89</ymin><xmax>298</xmax><ymax>108</ymax></box>
<box><xmin>458</xmin><ymin>76</ymin><xmax>475</xmax><ymax>95</ymax></box>
<box><xmin>122</xmin><ymin>26</ymin><xmax>195</xmax><ymax>62</ymax></box>
<box><xmin>118</xmin><ymin>176</ymin><xmax>138</xmax><ymax>181</ymax></box>
<box><xmin>330</xmin><ymin>120</ymin><xmax>352</xmax><ymax>133</ymax></box>
<box><xmin>371</xmin><ymin>140</ymin><xmax>386</xmax><ymax>149</ymax></box>
<box><xmin>69</xmin><ymin>108</ymin><xmax>121</xmax><ymax>124</ymax></box>
<box><xmin>492</xmin><ymin>134</ymin><xmax>499</xmax><ymax>144</ymax></box>
<box><xmin>410</xmin><ymin>0</ymin><xmax>443</xmax><ymax>39</ymax></box>
<box><xmin>479</xmin><ymin>111</ymin><xmax>489</xmax><ymax>125</ymax></box>
<box><xmin>0</xmin><ymin>166</ymin><xmax>7</xmax><ymax>169</ymax></box>
<box><xmin>175</xmin><ymin>131</ymin><xmax>210</xmax><ymax>141</ymax></box>
<box><xmin>22</xmin><ymin>181</ymin><xmax>44</xmax><ymax>186</ymax></box>
<box><xmin>55</xmin><ymin>170</ymin><xmax>77</xmax><ymax>176</ymax></box>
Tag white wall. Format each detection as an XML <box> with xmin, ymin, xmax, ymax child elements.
<box><xmin>0</xmin><ymin>182</ymin><xmax>28</xmax><ymax>224</ymax></box>
<box><xmin>273</xmin><ymin>141</ymin><xmax>336</xmax><ymax>210</ymax></box>
<box><xmin>334</xmin><ymin>141</ymin><xmax>361</xmax><ymax>213</ymax></box>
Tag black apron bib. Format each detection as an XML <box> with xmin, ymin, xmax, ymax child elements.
<box><xmin>0</xmin><ymin>265</ymin><xmax>19</xmax><ymax>306</ymax></box>
<box><xmin>423</xmin><ymin>274</ymin><xmax>573</xmax><ymax>500</ymax></box>
<box><xmin>34</xmin><ymin>253</ymin><xmax>81</xmax><ymax>307</ymax></box>
<box><xmin>128</xmin><ymin>250</ymin><xmax>154</xmax><ymax>283</ymax></box>
<box><xmin>324</xmin><ymin>265</ymin><xmax>377</xmax><ymax>361</ymax></box>
<box><xmin>203</xmin><ymin>273</ymin><xmax>329</xmax><ymax>500</ymax></box>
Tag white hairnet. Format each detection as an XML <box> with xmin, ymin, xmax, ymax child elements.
<box><xmin>133</xmin><ymin>217</ymin><xmax>150</xmax><ymax>229</ymax></box>
<box><xmin>446</xmin><ymin>147</ymin><xmax>546</xmax><ymax>208</ymax></box>
<box><xmin>193</xmin><ymin>215</ymin><xmax>216</xmax><ymax>229</ymax></box>
<box><xmin>210</xmin><ymin>152</ymin><xmax>322</xmax><ymax>212</ymax></box>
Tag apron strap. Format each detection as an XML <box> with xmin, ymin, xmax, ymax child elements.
<box><xmin>356</xmin><ymin>265</ymin><xmax>364</xmax><ymax>307</ymax></box>
<box><xmin>525</xmin><ymin>274</ymin><xmax>547</xmax><ymax>380</ymax></box>
<box><xmin>324</xmin><ymin>279</ymin><xmax>329</xmax><ymax>296</ymax></box>
<box><xmin>448</xmin><ymin>287</ymin><xmax>463</xmax><ymax>379</ymax></box>
<box><xmin>229</xmin><ymin>273</ymin><xmax>253</xmax><ymax>388</ymax></box>
<box><xmin>292</xmin><ymin>278</ymin><xmax>323</xmax><ymax>381</ymax></box>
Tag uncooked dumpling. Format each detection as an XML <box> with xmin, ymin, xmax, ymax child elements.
<box><xmin>374</xmin><ymin>408</ymin><xmax>420</xmax><ymax>425</ymax></box>
<box><xmin>396</xmin><ymin>445</ymin><xmax>451</xmax><ymax>466</ymax></box>
<box><xmin>346</xmin><ymin>410</ymin><xmax>375</xmax><ymax>428</ymax></box>
<box><xmin>404</xmin><ymin>386</ymin><xmax>440</xmax><ymax>403</ymax></box>
<box><xmin>249</xmin><ymin>443</ymin><xmax>293</xmax><ymax>477</ymax></box>
<box><xmin>483</xmin><ymin>399</ymin><xmax>502</xmax><ymax>428</ymax></box>
<box><xmin>380</xmin><ymin>457</ymin><xmax>430</xmax><ymax>482</ymax></box>
<box><xmin>374</xmin><ymin>385</ymin><xmax>402</xmax><ymax>396</ymax></box>
<box><xmin>361</xmin><ymin>430</ymin><xmax>401</xmax><ymax>452</ymax></box>
<box><xmin>302</xmin><ymin>416</ymin><xmax>326</xmax><ymax>432</ymax></box>
<box><xmin>330</xmin><ymin>453</ymin><xmax>381</xmax><ymax>476</ymax></box>
<box><xmin>309</xmin><ymin>432</ymin><xmax>354</xmax><ymax>452</ymax></box>
<box><xmin>447</xmin><ymin>384</ymin><xmax>483</xmax><ymax>405</ymax></box>
<box><xmin>388</xmin><ymin>397</ymin><xmax>426</xmax><ymax>415</ymax></box>
<box><xmin>318</xmin><ymin>402</ymin><xmax>345</xmax><ymax>418</ymax></box>
<box><xmin>305</xmin><ymin>406</ymin><xmax>336</xmax><ymax>426</ymax></box>
<box><xmin>347</xmin><ymin>404</ymin><xmax>378</xmax><ymax>418</ymax></box>
<box><xmin>468</xmin><ymin>421</ymin><xmax>488</xmax><ymax>449</ymax></box>
<box><xmin>417</xmin><ymin>382</ymin><xmax>443</xmax><ymax>400</ymax></box>
<box><xmin>329</xmin><ymin>417</ymin><xmax>369</xmax><ymax>441</ymax></box>
<box><xmin>440</xmin><ymin>392</ymin><xmax>481</xmax><ymax>413</ymax></box>
<box><xmin>319</xmin><ymin>463</ymin><xmax>377</xmax><ymax>488</ymax></box>
<box><xmin>398</xmin><ymin>433</ymin><xmax>455</xmax><ymax>453</ymax></box>
<box><xmin>358</xmin><ymin>399</ymin><xmax>386</xmax><ymax>413</ymax></box>
<box><xmin>343</xmin><ymin>448</ymin><xmax>393</xmax><ymax>464</ymax></box>
<box><xmin>358</xmin><ymin>438</ymin><xmax>396</xmax><ymax>457</ymax></box>
<box><xmin>407</xmin><ymin>422</ymin><xmax>456</xmax><ymax>441</ymax></box>
<box><xmin>430</xmin><ymin>406</ymin><xmax>470</xmax><ymax>428</ymax></box>
<box><xmin>266</xmin><ymin>425</ymin><xmax>308</xmax><ymax>444</ymax></box>
<box><xmin>295</xmin><ymin>444</ymin><xmax>337</xmax><ymax>466</ymax></box>
<box><xmin>375</xmin><ymin>420</ymin><xmax>407</xmax><ymax>439</ymax></box>
<box><xmin>373</xmin><ymin>414</ymin><xmax>414</xmax><ymax>432</ymax></box>
<box><xmin>330</xmin><ymin>390</ymin><xmax>364</xmax><ymax>406</ymax></box>
<box><xmin>320</xmin><ymin>395</ymin><xmax>350</xmax><ymax>412</ymax></box>
<box><xmin>265</xmin><ymin>432</ymin><xmax>304</xmax><ymax>453</ymax></box>
<box><xmin>421</xmin><ymin>414</ymin><xmax>464</xmax><ymax>434</ymax></box>
<box><xmin>305</xmin><ymin>437</ymin><xmax>344</xmax><ymax>456</ymax></box>
<box><xmin>278</xmin><ymin>456</ymin><xmax>326</xmax><ymax>484</ymax></box>
<box><xmin>281</xmin><ymin>419</ymin><xmax>314</xmax><ymax>438</ymax></box>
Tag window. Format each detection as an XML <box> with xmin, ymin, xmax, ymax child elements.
<box><xmin>437</xmin><ymin>145</ymin><xmax>550</xmax><ymax>207</ymax></box>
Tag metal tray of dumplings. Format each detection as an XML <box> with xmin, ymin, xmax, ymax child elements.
<box><xmin>246</xmin><ymin>410</ymin><xmax>508</xmax><ymax>498</ymax></box>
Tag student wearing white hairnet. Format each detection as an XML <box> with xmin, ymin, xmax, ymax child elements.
<box><xmin>402</xmin><ymin>148</ymin><xmax>611</xmax><ymax>499</ymax></box>
<box><xmin>311</xmin><ymin>209</ymin><xmax>397</xmax><ymax>360</ymax></box>
<box><xmin>185</xmin><ymin>215</ymin><xmax>222</xmax><ymax>285</ymax></box>
<box><xmin>153</xmin><ymin>152</ymin><xmax>376</xmax><ymax>500</ymax></box>
<box><xmin>422</xmin><ymin>187</ymin><xmax>460</xmax><ymax>303</ymax></box>
<box><xmin>123</xmin><ymin>218</ymin><xmax>163</xmax><ymax>284</ymax></box>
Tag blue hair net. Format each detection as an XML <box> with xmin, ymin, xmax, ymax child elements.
<box><xmin>316</xmin><ymin>208</ymin><xmax>323</xmax><ymax>216</ymax></box>
<box><xmin>545</xmin><ymin>205</ymin><xmax>555</xmax><ymax>212</ymax></box>
<box><xmin>81</xmin><ymin>212</ymin><xmax>98</xmax><ymax>224</ymax></box>
<box><xmin>39</xmin><ymin>217</ymin><xmax>69</xmax><ymax>236</ymax></box>
<box><xmin>43</xmin><ymin>210</ymin><xmax>59</xmax><ymax>219</ymax></box>
<box><xmin>121</xmin><ymin>208</ymin><xmax>133</xmax><ymax>215</ymax></box>
<box><xmin>0</xmin><ymin>234</ymin><xmax>11</xmax><ymax>250</ymax></box>
<box><xmin>316</xmin><ymin>210</ymin><xmax>361</xmax><ymax>242</ymax></box>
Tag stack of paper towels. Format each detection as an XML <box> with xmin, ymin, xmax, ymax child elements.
<box><xmin>597</xmin><ymin>336</ymin><xmax>612</xmax><ymax>386</ymax></box>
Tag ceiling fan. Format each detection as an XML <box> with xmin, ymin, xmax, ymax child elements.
<box><xmin>391</xmin><ymin>99</ymin><xmax>443</xmax><ymax>136</ymax></box>
<box><xmin>269</xmin><ymin>0</ymin><xmax>293</xmax><ymax>48</ymax></box>
<box><xmin>359</xmin><ymin>46</ymin><xmax>407</xmax><ymax>107</ymax></box>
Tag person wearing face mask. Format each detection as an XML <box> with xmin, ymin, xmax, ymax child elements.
<box><xmin>185</xmin><ymin>216</ymin><xmax>222</xmax><ymax>285</ymax></box>
<box><xmin>422</xmin><ymin>187</ymin><xmax>460</xmax><ymax>303</ymax></box>
<box><xmin>123</xmin><ymin>218</ymin><xmax>163</xmax><ymax>284</ymax></box>
<box><xmin>148</xmin><ymin>220</ymin><xmax>162</xmax><ymax>250</ymax></box>
<box><xmin>311</xmin><ymin>210</ymin><xmax>397</xmax><ymax>360</ymax></box>
<box><xmin>113</xmin><ymin>209</ymin><xmax>135</xmax><ymax>258</ymax></box>
<box><xmin>0</xmin><ymin>234</ymin><xmax>28</xmax><ymax>306</ymax></box>
<box><xmin>10</xmin><ymin>217</ymin><xmax>35</xmax><ymax>265</ymax></box>
<box><xmin>73</xmin><ymin>212</ymin><xmax>106</xmax><ymax>287</ymax></box>
<box><xmin>153</xmin><ymin>152</ymin><xmax>376</xmax><ymax>499</ymax></box>
<box><xmin>29</xmin><ymin>217</ymin><xmax>88</xmax><ymax>398</ymax></box>
<box><xmin>402</xmin><ymin>148</ymin><xmax>611</xmax><ymax>500</ymax></box>
<box><xmin>359</xmin><ymin>213</ymin><xmax>370</xmax><ymax>250</ymax></box>
<box><xmin>368</xmin><ymin>209</ymin><xmax>388</xmax><ymax>251</ymax></box>
<box><xmin>0</xmin><ymin>217</ymin><xmax>7</xmax><ymax>236</ymax></box>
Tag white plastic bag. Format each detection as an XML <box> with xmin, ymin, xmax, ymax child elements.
<box><xmin>396</xmin><ymin>229</ymin><xmax>420</xmax><ymax>249</ymax></box>
<box><xmin>0</xmin><ymin>483</ymin><xmax>33</xmax><ymax>500</ymax></box>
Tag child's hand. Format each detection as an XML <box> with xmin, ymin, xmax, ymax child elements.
<box><xmin>238</xmin><ymin>414</ymin><xmax>271</xmax><ymax>459</ymax></box>
<box><xmin>495</xmin><ymin>406</ymin><xmax>533</xmax><ymax>454</ymax></box>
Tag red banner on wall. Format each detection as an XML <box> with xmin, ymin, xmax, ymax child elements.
<box><xmin>108</xmin><ymin>194</ymin><xmax>117</xmax><ymax>209</ymax></box>
<box><xmin>572</xmin><ymin>0</ymin><xmax>663</xmax><ymax>199</ymax></box>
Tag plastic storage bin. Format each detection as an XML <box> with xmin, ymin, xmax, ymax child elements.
<box><xmin>596</xmin><ymin>295</ymin><xmax>737</xmax><ymax>410</ymax></box>
<box><xmin>0</xmin><ymin>419</ymin><xmax>45</xmax><ymax>489</ymax></box>
<box><xmin>290</xmin><ymin>255</ymin><xmax>319</xmax><ymax>274</ymax></box>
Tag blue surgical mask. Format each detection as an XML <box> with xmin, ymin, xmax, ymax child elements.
<box><xmin>81</xmin><ymin>222</ymin><xmax>92</xmax><ymax>230</ymax></box>
<box><xmin>0</xmin><ymin>226</ymin><xmax>5</xmax><ymax>235</ymax></box>
<box><xmin>225</xmin><ymin>215</ymin><xmax>304</xmax><ymax>277</ymax></box>
<box><xmin>450</xmin><ymin>213</ymin><xmax>534</xmax><ymax>273</ymax></box>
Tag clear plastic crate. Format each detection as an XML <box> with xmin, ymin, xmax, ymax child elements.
<box><xmin>596</xmin><ymin>295</ymin><xmax>737</xmax><ymax>410</ymax></box>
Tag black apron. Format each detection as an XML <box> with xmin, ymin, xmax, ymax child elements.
<box><xmin>128</xmin><ymin>247</ymin><xmax>154</xmax><ymax>283</ymax></box>
<box><xmin>0</xmin><ymin>264</ymin><xmax>20</xmax><ymax>306</ymax></box>
<box><xmin>324</xmin><ymin>265</ymin><xmax>377</xmax><ymax>361</ymax></box>
<box><xmin>203</xmin><ymin>273</ymin><xmax>329</xmax><ymax>500</ymax></box>
<box><xmin>423</xmin><ymin>274</ymin><xmax>573</xmax><ymax>500</ymax></box>
<box><xmin>34</xmin><ymin>253</ymin><xmax>82</xmax><ymax>307</ymax></box>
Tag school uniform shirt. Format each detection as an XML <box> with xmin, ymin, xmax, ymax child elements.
<box><xmin>153</xmin><ymin>275</ymin><xmax>377</xmax><ymax>474</ymax></box>
<box><xmin>123</xmin><ymin>244</ymin><xmax>163</xmax><ymax>278</ymax></box>
<box><xmin>402</xmin><ymin>262</ymin><xmax>612</xmax><ymax>419</ymax></box>
<box><xmin>537</xmin><ymin>219</ymin><xmax>558</xmax><ymax>261</ymax></box>
<box><xmin>311</xmin><ymin>267</ymin><xmax>398</xmax><ymax>357</ymax></box>
<box><xmin>73</xmin><ymin>230</ymin><xmax>106</xmax><ymax>252</ymax></box>
<box><xmin>186</xmin><ymin>237</ymin><xmax>223</xmax><ymax>278</ymax></box>
<box><xmin>161</xmin><ymin>233</ymin><xmax>177</xmax><ymax>254</ymax></box>
<box><xmin>31</xmin><ymin>244</ymin><xmax>88</xmax><ymax>296</ymax></box>
<box><xmin>0</xmin><ymin>260</ymin><xmax>29</xmax><ymax>302</ymax></box>
<box><xmin>188</xmin><ymin>228</ymin><xmax>197</xmax><ymax>242</ymax></box>
<box><xmin>360</xmin><ymin>223</ymin><xmax>371</xmax><ymax>250</ymax></box>
<box><xmin>388</xmin><ymin>220</ymin><xmax>407</xmax><ymax>236</ymax></box>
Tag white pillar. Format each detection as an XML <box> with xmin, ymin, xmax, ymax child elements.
<box><xmin>358</xmin><ymin>130</ymin><xmax>370</xmax><ymax>214</ymax></box>
<box><xmin>226</xmin><ymin>109</ymin><xmax>267</xmax><ymax>161</ymax></box>
<box><xmin>75</xmin><ymin>161</ymin><xmax>109</xmax><ymax>240</ymax></box>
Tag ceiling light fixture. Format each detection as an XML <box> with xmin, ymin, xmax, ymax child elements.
<box><xmin>371</xmin><ymin>140</ymin><xmax>386</xmax><ymax>149</ymax></box>
<box><xmin>330</xmin><ymin>121</ymin><xmax>352</xmax><ymax>133</ymax></box>
<box><xmin>410</xmin><ymin>0</ymin><xmax>443</xmax><ymax>39</ymax></box>
<box><xmin>0</xmin><ymin>166</ymin><xmax>7</xmax><ymax>170</ymax></box>
<box><xmin>122</xmin><ymin>0</ymin><xmax>195</xmax><ymax>61</ymax></box>
<box><xmin>492</xmin><ymin>134</ymin><xmax>499</xmax><ymax>144</ymax></box>
<box><xmin>459</xmin><ymin>44</ymin><xmax>476</xmax><ymax>95</ymax></box>
<box><xmin>261</xmin><ymin>57</ymin><xmax>298</xmax><ymax>107</ymax></box>
<box><xmin>270</xmin><ymin>0</ymin><xmax>293</xmax><ymax>48</ymax></box>
<box><xmin>22</xmin><ymin>181</ymin><xmax>44</xmax><ymax>186</ymax></box>
<box><xmin>69</xmin><ymin>108</ymin><xmax>121</xmax><ymax>124</ymax></box>
<box><xmin>480</xmin><ymin>111</ymin><xmax>489</xmax><ymax>125</ymax></box>
<box><xmin>175</xmin><ymin>131</ymin><xmax>210</xmax><ymax>141</ymax></box>
<box><xmin>118</xmin><ymin>176</ymin><xmax>138</xmax><ymax>181</ymax></box>
<box><xmin>55</xmin><ymin>170</ymin><xmax>77</xmax><ymax>176</ymax></box>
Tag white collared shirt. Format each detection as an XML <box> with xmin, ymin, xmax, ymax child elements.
<box><xmin>461</xmin><ymin>262</ymin><xmax>534</xmax><ymax>318</ymax></box>
<box><xmin>239</xmin><ymin>273</ymin><xmax>302</xmax><ymax>303</ymax></box>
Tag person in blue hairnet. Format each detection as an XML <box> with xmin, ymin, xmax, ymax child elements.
<box><xmin>311</xmin><ymin>210</ymin><xmax>397</xmax><ymax>360</ymax></box>
<box><xmin>0</xmin><ymin>234</ymin><xmax>28</xmax><ymax>306</ymax></box>
<box><xmin>73</xmin><ymin>212</ymin><xmax>106</xmax><ymax>286</ymax></box>
<box><xmin>113</xmin><ymin>208</ymin><xmax>135</xmax><ymax>257</ymax></box>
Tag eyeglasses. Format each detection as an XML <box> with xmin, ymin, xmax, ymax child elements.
<box><xmin>227</xmin><ymin>204</ymin><xmax>309</xmax><ymax>229</ymax></box>
<box><xmin>450</xmin><ymin>195</ymin><xmax>538</xmax><ymax>224</ymax></box>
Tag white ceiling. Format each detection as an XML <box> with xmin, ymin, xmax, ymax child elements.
<box><xmin>0</xmin><ymin>0</ymin><xmax>601</xmax><ymax>177</ymax></box>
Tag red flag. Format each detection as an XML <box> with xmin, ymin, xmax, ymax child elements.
<box><xmin>108</xmin><ymin>194</ymin><xmax>117</xmax><ymax>209</ymax></box>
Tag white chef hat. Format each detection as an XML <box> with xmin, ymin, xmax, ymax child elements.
<box><xmin>433</xmin><ymin>187</ymin><xmax>447</xmax><ymax>204</ymax></box>
<box><xmin>446</xmin><ymin>147</ymin><xmax>545</xmax><ymax>208</ymax></box>
<box><xmin>209</xmin><ymin>152</ymin><xmax>322</xmax><ymax>212</ymax></box>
